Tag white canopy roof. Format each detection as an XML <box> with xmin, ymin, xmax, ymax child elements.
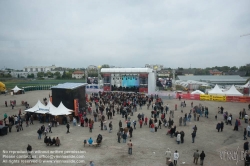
<box><xmin>56</xmin><ymin>102</ymin><xmax>73</xmax><ymax>115</ymax></box>
<box><xmin>208</xmin><ymin>84</ymin><xmax>224</xmax><ymax>95</ymax></box>
<box><xmin>242</xmin><ymin>81</ymin><xmax>250</xmax><ymax>88</ymax></box>
<box><xmin>191</xmin><ymin>90</ymin><xmax>205</xmax><ymax>95</ymax></box>
<box><xmin>25</xmin><ymin>100</ymin><xmax>72</xmax><ymax>115</ymax></box>
<box><xmin>12</xmin><ymin>85</ymin><xmax>23</xmax><ymax>93</ymax></box>
<box><xmin>224</xmin><ymin>85</ymin><xmax>243</xmax><ymax>96</ymax></box>
<box><xmin>101</xmin><ymin>68</ymin><xmax>153</xmax><ymax>73</ymax></box>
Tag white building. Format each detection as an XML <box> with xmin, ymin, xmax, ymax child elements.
<box><xmin>72</xmin><ymin>71</ymin><xmax>84</xmax><ymax>79</ymax></box>
<box><xmin>10</xmin><ymin>65</ymin><xmax>64</xmax><ymax>78</ymax></box>
<box><xmin>145</xmin><ymin>64</ymin><xmax>163</xmax><ymax>71</ymax></box>
<box><xmin>23</xmin><ymin>65</ymin><xmax>57</xmax><ymax>72</ymax></box>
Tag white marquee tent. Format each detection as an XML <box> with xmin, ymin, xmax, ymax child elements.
<box><xmin>208</xmin><ymin>84</ymin><xmax>225</xmax><ymax>95</ymax></box>
<box><xmin>224</xmin><ymin>85</ymin><xmax>243</xmax><ymax>96</ymax></box>
<box><xmin>25</xmin><ymin>100</ymin><xmax>72</xmax><ymax>115</ymax></box>
<box><xmin>191</xmin><ymin>90</ymin><xmax>205</xmax><ymax>95</ymax></box>
<box><xmin>12</xmin><ymin>85</ymin><xmax>23</xmax><ymax>93</ymax></box>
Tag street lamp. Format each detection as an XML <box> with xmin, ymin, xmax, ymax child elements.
<box><xmin>97</xmin><ymin>65</ymin><xmax>102</xmax><ymax>88</ymax></box>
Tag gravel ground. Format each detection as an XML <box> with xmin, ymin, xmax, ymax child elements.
<box><xmin>0</xmin><ymin>90</ymin><xmax>249</xmax><ymax>166</ymax></box>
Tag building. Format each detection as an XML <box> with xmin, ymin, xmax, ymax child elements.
<box><xmin>23</xmin><ymin>65</ymin><xmax>57</xmax><ymax>72</ymax></box>
<box><xmin>177</xmin><ymin>75</ymin><xmax>247</xmax><ymax>85</ymax></box>
<box><xmin>209</xmin><ymin>69</ymin><xmax>223</xmax><ymax>75</ymax></box>
<box><xmin>157</xmin><ymin>70</ymin><xmax>170</xmax><ymax>77</ymax></box>
<box><xmin>72</xmin><ymin>71</ymin><xmax>84</xmax><ymax>79</ymax></box>
<box><xmin>182</xmin><ymin>69</ymin><xmax>195</xmax><ymax>76</ymax></box>
<box><xmin>145</xmin><ymin>64</ymin><xmax>163</xmax><ymax>71</ymax></box>
<box><xmin>10</xmin><ymin>65</ymin><xmax>64</xmax><ymax>78</ymax></box>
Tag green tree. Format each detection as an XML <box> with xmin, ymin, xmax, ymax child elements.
<box><xmin>101</xmin><ymin>64</ymin><xmax>110</xmax><ymax>68</ymax></box>
<box><xmin>46</xmin><ymin>71</ymin><xmax>53</xmax><ymax>78</ymax></box>
<box><xmin>62</xmin><ymin>71</ymin><xmax>66</xmax><ymax>78</ymax></box>
<box><xmin>54</xmin><ymin>72</ymin><xmax>61</xmax><ymax>79</ymax></box>
<box><xmin>27</xmin><ymin>73</ymin><xmax>34</xmax><ymax>78</ymax></box>
<box><xmin>37</xmin><ymin>72</ymin><xmax>44</xmax><ymax>78</ymax></box>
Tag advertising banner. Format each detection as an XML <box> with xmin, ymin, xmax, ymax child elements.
<box><xmin>212</xmin><ymin>95</ymin><xmax>226</xmax><ymax>102</ymax></box>
<box><xmin>200</xmin><ymin>95</ymin><xmax>210</xmax><ymax>101</ymax></box>
<box><xmin>74</xmin><ymin>99</ymin><xmax>79</xmax><ymax>116</ymax></box>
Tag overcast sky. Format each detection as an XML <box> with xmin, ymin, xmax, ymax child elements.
<box><xmin>0</xmin><ymin>0</ymin><xmax>249</xmax><ymax>70</ymax></box>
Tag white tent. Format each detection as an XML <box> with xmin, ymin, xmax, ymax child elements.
<box><xmin>25</xmin><ymin>100</ymin><xmax>45</xmax><ymax>112</ymax></box>
<box><xmin>55</xmin><ymin>102</ymin><xmax>73</xmax><ymax>115</ymax></box>
<box><xmin>242</xmin><ymin>81</ymin><xmax>250</xmax><ymax>88</ymax></box>
<box><xmin>191</xmin><ymin>90</ymin><xmax>205</xmax><ymax>95</ymax></box>
<box><xmin>224</xmin><ymin>85</ymin><xmax>243</xmax><ymax>96</ymax></box>
<box><xmin>208</xmin><ymin>84</ymin><xmax>225</xmax><ymax>95</ymax></box>
<box><xmin>12</xmin><ymin>85</ymin><xmax>23</xmax><ymax>93</ymax></box>
<box><xmin>25</xmin><ymin>100</ymin><xmax>73</xmax><ymax>115</ymax></box>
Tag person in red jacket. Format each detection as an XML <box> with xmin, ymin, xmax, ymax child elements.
<box><xmin>139</xmin><ymin>119</ymin><xmax>143</xmax><ymax>128</ymax></box>
<box><xmin>144</xmin><ymin>117</ymin><xmax>148</xmax><ymax>125</ymax></box>
<box><xmin>89</xmin><ymin>123</ymin><xmax>93</xmax><ymax>132</ymax></box>
<box><xmin>150</xmin><ymin>123</ymin><xmax>154</xmax><ymax>132</ymax></box>
<box><xmin>80</xmin><ymin>117</ymin><xmax>84</xmax><ymax>127</ymax></box>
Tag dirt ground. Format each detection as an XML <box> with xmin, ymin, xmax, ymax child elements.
<box><xmin>0</xmin><ymin>90</ymin><xmax>249</xmax><ymax>166</ymax></box>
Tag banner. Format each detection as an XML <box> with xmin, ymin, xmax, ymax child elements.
<box><xmin>212</xmin><ymin>95</ymin><xmax>226</xmax><ymax>102</ymax></box>
<box><xmin>200</xmin><ymin>95</ymin><xmax>211</xmax><ymax>101</ymax></box>
<box><xmin>74</xmin><ymin>99</ymin><xmax>79</xmax><ymax>116</ymax></box>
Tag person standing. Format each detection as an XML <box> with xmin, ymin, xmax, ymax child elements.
<box><xmin>66</xmin><ymin>122</ymin><xmax>70</xmax><ymax>133</ymax></box>
<box><xmin>127</xmin><ymin>140</ymin><xmax>133</xmax><ymax>155</ymax></box>
<box><xmin>26</xmin><ymin>144</ymin><xmax>33</xmax><ymax>159</ymax></box>
<box><xmin>165</xmin><ymin>148</ymin><xmax>171</xmax><ymax>164</ymax></box>
<box><xmin>173</xmin><ymin>150</ymin><xmax>179</xmax><ymax>166</ymax></box>
<box><xmin>176</xmin><ymin>133</ymin><xmax>181</xmax><ymax>144</ymax></box>
<box><xmin>117</xmin><ymin>131</ymin><xmax>121</xmax><ymax>143</ymax></box>
<box><xmin>220</xmin><ymin>121</ymin><xmax>224</xmax><ymax>132</ymax></box>
<box><xmin>5</xmin><ymin>101</ymin><xmax>7</xmax><ymax>107</ymax></box>
<box><xmin>122</xmin><ymin>132</ymin><xmax>127</xmax><ymax>143</ymax></box>
<box><xmin>109</xmin><ymin>121</ymin><xmax>113</xmax><ymax>133</ymax></box>
<box><xmin>216</xmin><ymin>123</ymin><xmax>221</xmax><ymax>132</ymax></box>
<box><xmin>37</xmin><ymin>128</ymin><xmax>42</xmax><ymax>140</ymax></box>
<box><xmin>129</xmin><ymin>127</ymin><xmax>133</xmax><ymax>138</ymax></box>
<box><xmin>193</xmin><ymin>150</ymin><xmax>199</xmax><ymax>164</ymax></box>
<box><xmin>244</xmin><ymin>128</ymin><xmax>248</xmax><ymax>140</ymax></box>
<box><xmin>192</xmin><ymin>131</ymin><xmax>196</xmax><ymax>143</ymax></box>
<box><xmin>139</xmin><ymin>119</ymin><xmax>143</xmax><ymax>128</ymax></box>
<box><xmin>247</xmin><ymin>124</ymin><xmax>250</xmax><ymax>137</ymax></box>
<box><xmin>200</xmin><ymin>151</ymin><xmax>206</xmax><ymax>166</ymax></box>
<box><xmin>48</xmin><ymin>123</ymin><xmax>52</xmax><ymax>133</ymax></box>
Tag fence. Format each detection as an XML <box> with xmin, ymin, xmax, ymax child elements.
<box><xmin>176</xmin><ymin>93</ymin><xmax>250</xmax><ymax>103</ymax></box>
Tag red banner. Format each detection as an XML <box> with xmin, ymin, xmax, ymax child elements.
<box><xmin>139</xmin><ymin>88</ymin><xmax>148</xmax><ymax>93</ymax></box>
<box><xmin>103</xmin><ymin>86</ymin><xmax>111</xmax><ymax>91</ymax></box>
<box><xmin>74</xmin><ymin>99</ymin><xmax>79</xmax><ymax>116</ymax></box>
<box><xmin>176</xmin><ymin>93</ymin><xmax>200</xmax><ymax>100</ymax></box>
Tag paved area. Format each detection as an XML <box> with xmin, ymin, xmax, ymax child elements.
<box><xmin>0</xmin><ymin>90</ymin><xmax>249</xmax><ymax>166</ymax></box>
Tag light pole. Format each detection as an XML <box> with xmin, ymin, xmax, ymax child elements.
<box><xmin>154</xmin><ymin>66</ymin><xmax>158</xmax><ymax>91</ymax></box>
<box><xmin>172</xmin><ymin>69</ymin><xmax>176</xmax><ymax>91</ymax></box>
<box><xmin>97</xmin><ymin>65</ymin><xmax>101</xmax><ymax>88</ymax></box>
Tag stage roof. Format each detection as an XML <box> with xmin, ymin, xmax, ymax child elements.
<box><xmin>51</xmin><ymin>83</ymin><xmax>87</xmax><ymax>90</ymax></box>
<box><xmin>101</xmin><ymin>68</ymin><xmax>153</xmax><ymax>73</ymax></box>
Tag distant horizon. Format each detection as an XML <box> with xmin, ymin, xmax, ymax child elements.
<box><xmin>1</xmin><ymin>1</ymin><xmax>249</xmax><ymax>69</ymax></box>
<box><xmin>1</xmin><ymin>63</ymin><xmax>249</xmax><ymax>71</ymax></box>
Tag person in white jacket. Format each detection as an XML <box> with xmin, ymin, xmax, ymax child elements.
<box><xmin>165</xmin><ymin>148</ymin><xmax>171</xmax><ymax>164</ymax></box>
<box><xmin>176</xmin><ymin>133</ymin><xmax>181</xmax><ymax>144</ymax></box>
<box><xmin>173</xmin><ymin>150</ymin><xmax>179</xmax><ymax>166</ymax></box>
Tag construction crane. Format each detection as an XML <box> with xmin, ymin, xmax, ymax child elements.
<box><xmin>240</xmin><ymin>33</ymin><xmax>250</xmax><ymax>37</ymax></box>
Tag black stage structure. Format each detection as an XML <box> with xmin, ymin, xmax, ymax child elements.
<box><xmin>51</xmin><ymin>83</ymin><xmax>87</xmax><ymax>113</ymax></box>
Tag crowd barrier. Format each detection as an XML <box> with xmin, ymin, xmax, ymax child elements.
<box><xmin>176</xmin><ymin>93</ymin><xmax>250</xmax><ymax>103</ymax></box>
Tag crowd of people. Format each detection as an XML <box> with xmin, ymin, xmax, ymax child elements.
<box><xmin>2</xmin><ymin>91</ymin><xmax>250</xmax><ymax>166</ymax></box>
